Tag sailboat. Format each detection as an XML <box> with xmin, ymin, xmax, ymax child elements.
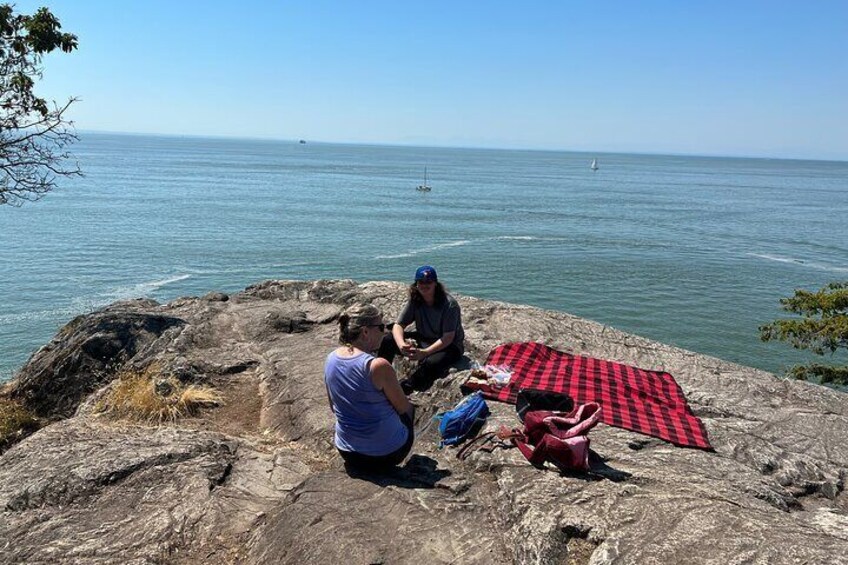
<box><xmin>416</xmin><ymin>167</ymin><xmax>431</xmax><ymax>191</ymax></box>
<box><xmin>590</xmin><ymin>158</ymin><xmax>599</xmax><ymax>172</ymax></box>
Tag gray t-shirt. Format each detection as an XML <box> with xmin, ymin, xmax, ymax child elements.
<box><xmin>397</xmin><ymin>293</ymin><xmax>464</xmax><ymax>353</ymax></box>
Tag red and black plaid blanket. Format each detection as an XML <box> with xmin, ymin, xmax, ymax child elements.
<box><xmin>465</xmin><ymin>342</ymin><xmax>712</xmax><ymax>450</ymax></box>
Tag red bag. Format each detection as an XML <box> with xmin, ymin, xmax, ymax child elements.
<box><xmin>512</xmin><ymin>402</ymin><xmax>602</xmax><ymax>471</ymax></box>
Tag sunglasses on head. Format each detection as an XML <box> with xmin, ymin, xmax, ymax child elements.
<box><xmin>369</xmin><ymin>323</ymin><xmax>386</xmax><ymax>332</ymax></box>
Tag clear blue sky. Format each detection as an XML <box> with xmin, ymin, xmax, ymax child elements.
<box><xmin>18</xmin><ymin>0</ymin><xmax>848</xmax><ymax>159</ymax></box>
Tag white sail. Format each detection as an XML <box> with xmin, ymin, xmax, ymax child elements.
<box><xmin>590</xmin><ymin>158</ymin><xmax>599</xmax><ymax>171</ymax></box>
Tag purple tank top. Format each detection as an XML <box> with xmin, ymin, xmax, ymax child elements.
<box><xmin>324</xmin><ymin>350</ymin><xmax>408</xmax><ymax>456</ymax></box>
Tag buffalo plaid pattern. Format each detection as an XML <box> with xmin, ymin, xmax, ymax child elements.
<box><xmin>467</xmin><ymin>342</ymin><xmax>711</xmax><ymax>450</ymax></box>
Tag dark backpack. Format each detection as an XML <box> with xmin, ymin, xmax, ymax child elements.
<box><xmin>436</xmin><ymin>392</ymin><xmax>490</xmax><ymax>447</ymax></box>
<box><xmin>516</xmin><ymin>389</ymin><xmax>574</xmax><ymax>422</ymax></box>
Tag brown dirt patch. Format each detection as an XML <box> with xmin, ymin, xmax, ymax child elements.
<box><xmin>182</xmin><ymin>372</ymin><xmax>262</xmax><ymax>437</ymax></box>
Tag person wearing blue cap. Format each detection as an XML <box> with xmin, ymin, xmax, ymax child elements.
<box><xmin>378</xmin><ymin>265</ymin><xmax>465</xmax><ymax>393</ymax></box>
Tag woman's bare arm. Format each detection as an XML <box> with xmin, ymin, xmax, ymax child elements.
<box><xmin>370</xmin><ymin>357</ymin><xmax>413</xmax><ymax>418</ymax></box>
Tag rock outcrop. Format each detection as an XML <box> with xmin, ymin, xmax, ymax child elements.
<box><xmin>1</xmin><ymin>279</ymin><xmax>846</xmax><ymax>564</ymax></box>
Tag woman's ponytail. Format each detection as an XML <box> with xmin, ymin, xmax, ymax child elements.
<box><xmin>338</xmin><ymin>313</ymin><xmax>352</xmax><ymax>346</ymax></box>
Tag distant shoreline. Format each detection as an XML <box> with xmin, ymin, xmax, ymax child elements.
<box><xmin>75</xmin><ymin>130</ymin><xmax>848</xmax><ymax>164</ymax></box>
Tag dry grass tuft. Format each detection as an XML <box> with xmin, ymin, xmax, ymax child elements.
<box><xmin>98</xmin><ymin>364</ymin><xmax>224</xmax><ymax>424</ymax></box>
<box><xmin>0</xmin><ymin>398</ymin><xmax>40</xmax><ymax>451</ymax></box>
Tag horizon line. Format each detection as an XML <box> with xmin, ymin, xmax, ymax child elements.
<box><xmin>75</xmin><ymin>128</ymin><xmax>848</xmax><ymax>164</ymax></box>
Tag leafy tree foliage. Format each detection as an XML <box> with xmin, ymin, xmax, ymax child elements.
<box><xmin>0</xmin><ymin>4</ymin><xmax>78</xmax><ymax>206</ymax></box>
<box><xmin>760</xmin><ymin>282</ymin><xmax>848</xmax><ymax>385</ymax></box>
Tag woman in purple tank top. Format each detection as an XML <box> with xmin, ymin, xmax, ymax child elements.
<box><xmin>324</xmin><ymin>304</ymin><xmax>414</xmax><ymax>471</ymax></box>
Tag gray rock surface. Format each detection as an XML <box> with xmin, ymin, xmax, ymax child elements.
<box><xmin>1</xmin><ymin>279</ymin><xmax>846</xmax><ymax>564</ymax></box>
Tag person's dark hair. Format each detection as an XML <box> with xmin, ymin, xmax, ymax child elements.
<box><xmin>338</xmin><ymin>304</ymin><xmax>382</xmax><ymax>346</ymax></box>
<box><xmin>408</xmin><ymin>281</ymin><xmax>447</xmax><ymax>305</ymax></box>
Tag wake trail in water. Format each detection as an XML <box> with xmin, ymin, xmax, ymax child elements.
<box><xmin>0</xmin><ymin>307</ymin><xmax>80</xmax><ymax>325</ymax></box>
<box><xmin>181</xmin><ymin>262</ymin><xmax>316</xmax><ymax>276</ymax></box>
<box><xmin>746</xmin><ymin>253</ymin><xmax>848</xmax><ymax>273</ymax></box>
<box><xmin>374</xmin><ymin>240</ymin><xmax>472</xmax><ymax>260</ymax></box>
<box><xmin>129</xmin><ymin>274</ymin><xmax>192</xmax><ymax>294</ymax></box>
<box><xmin>0</xmin><ymin>274</ymin><xmax>193</xmax><ymax>326</ymax></box>
<box><xmin>373</xmin><ymin>235</ymin><xmax>564</xmax><ymax>260</ymax></box>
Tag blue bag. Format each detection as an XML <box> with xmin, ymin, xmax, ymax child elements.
<box><xmin>435</xmin><ymin>392</ymin><xmax>490</xmax><ymax>447</ymax></box>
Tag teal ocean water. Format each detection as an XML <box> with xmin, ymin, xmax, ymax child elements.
<box><xmin>1</xmin><ymin>133</ymin><xmax>846</xmax><ymax>382</ymax></box>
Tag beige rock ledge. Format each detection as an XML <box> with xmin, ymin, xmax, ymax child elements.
<box><xmin>1</xmin><ymin>280</ymin><xmax>846</xmax><ymax>564</ymax></box>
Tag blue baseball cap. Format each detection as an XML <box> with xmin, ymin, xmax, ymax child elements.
<box><xmin>414</xmin><ymin>265</ymin><xmax>438</xmax><ymax>282</ymax></box>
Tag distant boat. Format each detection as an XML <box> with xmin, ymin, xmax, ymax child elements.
<box><xmin>298</xmin><ymin>139</ymin><xmax>306</xmax><ymax>144</ymax></box>
<box><xmin>416</xmin><ymin>167</ymin><xmax>431</xmax><ymax>192</ymax></box>
<box><xmin>590</xmin><ymin>158</ymin><xmax>599</xmax><ymax>171</ymax></box>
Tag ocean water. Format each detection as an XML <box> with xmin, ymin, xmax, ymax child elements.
<box><xmin>1</xmin><ymin>133</ymin><xmax>846</xmax><ymax>382</ymax></box>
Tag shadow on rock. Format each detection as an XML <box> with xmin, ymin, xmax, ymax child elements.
<box><xmin>578</xmin><ymin>450</ymin><xmax>632</xmax><ymax>482</ymax></box>
<box><xmin>528</xmin><ymin>450</ymin><xmax>633</xmax><ymax>482</ymax></box>
<box><xmin>344</xmin><ymin>454</ymin><xmax>451</xmax><ymax>489</ymax></box>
